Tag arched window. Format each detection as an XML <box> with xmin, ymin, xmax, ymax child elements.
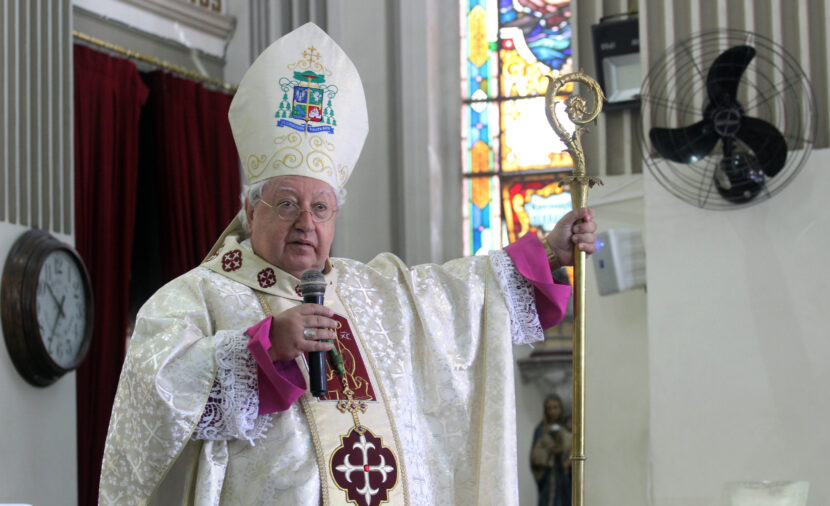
<box><xmin>460</xmin><ymin>0</ymin><xmax>575</xmax><ymax>256</ymax></box>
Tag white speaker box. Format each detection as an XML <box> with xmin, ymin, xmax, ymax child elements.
<box><xmin>591</xmin><ymin>228</ymin><xmax>645</xmax><ymax>295</ymax></box>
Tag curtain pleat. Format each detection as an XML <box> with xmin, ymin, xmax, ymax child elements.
<box><xmin>142</xmin><ymin>71</ymin><xmax>240</xmax><ymax>282</ymax></box>
<box><xmin>73</xmin><ymin>44</ymin><xmax>149</xmax><ymax>506</ymax></box>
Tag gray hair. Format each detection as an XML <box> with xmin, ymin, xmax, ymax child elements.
<box><xmin>237</xmin><ymin>177</ymin><xmax>346</xmax><ymax>233</ymax></box>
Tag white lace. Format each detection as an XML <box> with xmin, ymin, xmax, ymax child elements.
<box><xmin>192</xmin><ymin>330</ymin><xmax>272</xmax><ymax>444</ymax></box>
<box><xmin>490</xmin><ymin>250</ymin><xmax>544</xmax><ymax>345</ymax></box>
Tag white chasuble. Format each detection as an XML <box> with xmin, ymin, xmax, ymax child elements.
<box><xmin>100</xmin><ymin>235</ymin><xmax>538</xmax><ymax>505</ymax></box>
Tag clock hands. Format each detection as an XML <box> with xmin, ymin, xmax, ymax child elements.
<box><xmin>57</xmin><ymin>294</ymin><xmax>66</xmax><ymax>319</ymax></box>
<box><xmin>46</xmin><ymin>283</ymin><xmax>67</xmax><ymax>346</ymax></box>
<box><xmin>46</xmin><ymin>284</ymin><xmax>66</xmax><ymax>318</ymax></box>
<box><xmin>50</xmin><ymin>296</ymin><xmax>65</xmax><ymax>337</ymax></box>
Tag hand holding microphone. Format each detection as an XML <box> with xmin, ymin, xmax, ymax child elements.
<box><xmin>300</xmin><ymin>269</ymin><xmax>331</xmax><ymax>398</ymax></box>
<box><xmin>266</xmin><ymin>270</ymin><xmax>337</xmax><ymax>397</ymax></box>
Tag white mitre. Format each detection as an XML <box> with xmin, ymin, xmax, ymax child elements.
<box><xmin>229</xmin><ymin>22</ymin><xmax>368</xmax><ymax>188</ymax></box>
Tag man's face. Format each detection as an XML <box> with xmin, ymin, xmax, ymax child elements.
<box><xmin>246</xmin><ymin>175</ymin><xmax>337</xmax><ymax>279</ymax></box>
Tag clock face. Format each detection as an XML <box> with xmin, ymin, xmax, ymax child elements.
<box><xmin>2</xmin><ymin>229</ymin><xmax>94</xmax><ymax>386</ymax></box>
<box><xmin>35</xmin><ymin>249</ymin><xmax>88</xmax><ymax>368</ymax></box>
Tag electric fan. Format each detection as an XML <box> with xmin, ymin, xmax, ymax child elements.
<box><xmin>638</xmin><ymin>30</ymin><xmax>817</xmax><ymax>210</ymax></box>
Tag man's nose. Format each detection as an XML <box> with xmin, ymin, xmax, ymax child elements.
<box><xmin>293</xmin><ymin>208</ymin><xmax>316</xmax><ymax>229</ymax></box>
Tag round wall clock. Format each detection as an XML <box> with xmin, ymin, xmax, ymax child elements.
<box><xmin>1</xmin><ymin>229</ymin><xmax>94</xmax><ymax>387</ymax></box>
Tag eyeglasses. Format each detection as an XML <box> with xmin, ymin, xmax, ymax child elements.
<box><xmin>260</xmin><ymin>199</ymin><xmax>337</xmax><ymax>223</ymax></box>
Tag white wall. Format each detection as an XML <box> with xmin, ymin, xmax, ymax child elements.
<box><xmin>646</xmin><ymin>149</ymin><xmax>830</xmax><ymax>506</ymax></box>
<box><xmin>0</xmin><ymin>224</ymin><xmax>78</xmax><ymax>506</ymax></box>
<box><xmin>584</xmin><ymin>176</ymin><xmax>650</xmax><ymax>506</ymax></box>
<box><xmin>325</xmin><ymin>1</ymin><xmax>396</xmax><ymax>262</ymax></box>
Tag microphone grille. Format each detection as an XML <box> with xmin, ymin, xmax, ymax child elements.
<box><xmin>299</xmin><ymin>269</ymin><xmax>326</xmax><ymax>297</ymax></box>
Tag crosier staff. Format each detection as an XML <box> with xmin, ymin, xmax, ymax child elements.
<box><xmin>544</xmin><ymin>71</ymin><xmax>604</xmax><ymax>506</ymax></box>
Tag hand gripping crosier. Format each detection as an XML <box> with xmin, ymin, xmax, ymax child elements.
<box><xmin>544</xmin><ymin>71</ymin><xmax>605</xmax><ymax>506</ymax></box>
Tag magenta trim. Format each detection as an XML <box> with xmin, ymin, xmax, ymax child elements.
<box><xmin>504</xmin><ymin>233</ymin><xmax>572</xmax><ymax>329</ymax></box>
<box><xmin>247</xmin><ymin>316</ymin><xmax>307</xmax><ymax>414</ymax></box>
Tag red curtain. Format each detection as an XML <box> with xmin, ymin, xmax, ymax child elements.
<box><xmin>73</xmin><ymin>48</ymin><xmax>239</xmax><ymax>506</ymax></box>
<box><xmin>142</xmin><ymin>71</ymin><xmax>240</xmax><ymax>282</ymax></box>
<box><xmin>73</xmin><ymin>44</ymin><xmax>149</xmax><ymax>506</ymax></box>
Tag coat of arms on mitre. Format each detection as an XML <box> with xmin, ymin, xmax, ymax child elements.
<box><xmin>276</xmin><ymin>45</ymin><xmax>338</xmax><ymax>133</ymax></box>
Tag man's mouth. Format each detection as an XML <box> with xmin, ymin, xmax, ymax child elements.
<box><xmin>289</xmin><ymin>239</ymin><xmax>315</xmax><ymax>249</ymax></box>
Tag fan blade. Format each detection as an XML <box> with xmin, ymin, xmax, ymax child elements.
<box><xmin>706</xmin><ymin>45</ymin><xmax>755</xmax><ymax>106</ymax></box>
<box><xmin>649</xmin><ymin>121</ymin><xmax>719</xmax><ymax>163</ymax></box>
<box><xmin>735</xmin><ymin>116</ymin><xmax>788</xmax><ymax>177</ymax></box>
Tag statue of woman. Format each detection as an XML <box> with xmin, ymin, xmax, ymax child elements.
<box><xmin>530</xmin><ymin>394</ymin><xmax>572</xmax><ymax>506</ymax></box>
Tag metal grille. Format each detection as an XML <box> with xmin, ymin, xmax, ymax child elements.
<box><xmin>573</xmin><ymin>0</ymin><xmax>828</xmax><ymax>178</ymax></box>
<box><xmin>0</xmin><ymin>0</ymin><xmax>73</xmax><ymax>233</ymax></box>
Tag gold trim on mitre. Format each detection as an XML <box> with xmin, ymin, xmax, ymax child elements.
<box><xmin>228</xmin><ymin>22</ymin><xmax>368</xmax><ymax>190</ymax></box>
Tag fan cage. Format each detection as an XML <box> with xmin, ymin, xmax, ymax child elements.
<box><xmin>638</xmin><ymin>29</ymin><xmax>816</xmax><ymax>210</ymax></box>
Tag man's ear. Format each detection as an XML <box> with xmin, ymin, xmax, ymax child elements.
<box><xmin>245</xmin><ymin>199</ymin><xmax>255</xmax><ymax>227</ymax></box>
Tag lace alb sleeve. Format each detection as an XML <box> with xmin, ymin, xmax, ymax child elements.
<box><xmin>490</xmin><ymin>250</ymin><xmax>545</xmax><ymax>345</ymax></box>
<box><xmin>192</xmin><ymin>329</ymin><xmax>272</xmax><ymax>444</ymax></box>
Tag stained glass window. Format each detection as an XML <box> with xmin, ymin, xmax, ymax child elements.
<box><xmin>461</xmin><ymin>0</ymin><xmax>574</xmax><ymax>256</ymax></box>
<box><xmin>501</xmin><ymin>174</ymin><xmax>572</xmax><ymax>244</ymax></box>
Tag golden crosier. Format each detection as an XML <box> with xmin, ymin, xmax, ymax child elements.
<box><xmin>544</xmin><ymin>71</ymin><xmax>604</xmax><ymax>506</ymax></box>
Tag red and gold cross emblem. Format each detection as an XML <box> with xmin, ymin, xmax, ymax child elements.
<box><xmin>330</xmin><ymin>427</ymin><xmax>398</xmax><ymax>506</ymax></box>
<box><xmin>324</xmin><ymin>323</ymin><xmax>399</xmax><ymax>505</ymax></box>
<box><xmin>221</xmin><ymin>250</ymin><xmax>242</xmax><ymax>271</ymax></box>
<box><xmin>257</xmin><ymin>267</ymin><xmax>276</xmax><ymax>288</ymax></box>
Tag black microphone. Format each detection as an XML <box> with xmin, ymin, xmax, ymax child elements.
<box><xmin>299</xmin><ymin>269</ymin><xmax>328</xmax><ymax>398</ymax></box>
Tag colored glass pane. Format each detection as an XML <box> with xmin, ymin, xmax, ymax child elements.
<box><xmin>461</xmin><ymin>102</ymin><xmax>500</xmax><ymax>174</ymax></box>
<box><xmin>501</xmin><ymin>173</ymin><xmax>572</xmax><ymax>244</ymax></box>
<box><xmin>461</xmin><ymin>0</ymin><xmax>574</xmax><ymax>255</ymax></box>
<box><xmin>462</xmin><ymin>176</ymin><xmax>501</xmax><ymax>255</ymax></box>
<box><xmin>500</xmin><ymin>96</ymin><xmax>573</xmax><ymax>172</ymax></box>
<box><xmin>499</xmin><ymin>44</ymin><xmax>568</xmax><ymax>98</ymax></box>
<box><xmin>498</xmin><ymin>1</ymin><xmax>572</xmax><ymax>85</ymax></box>
<box><xmin>460</xmin><ymin>0</ymin><xmax>499</xmax><ymax>100</ymax></box>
